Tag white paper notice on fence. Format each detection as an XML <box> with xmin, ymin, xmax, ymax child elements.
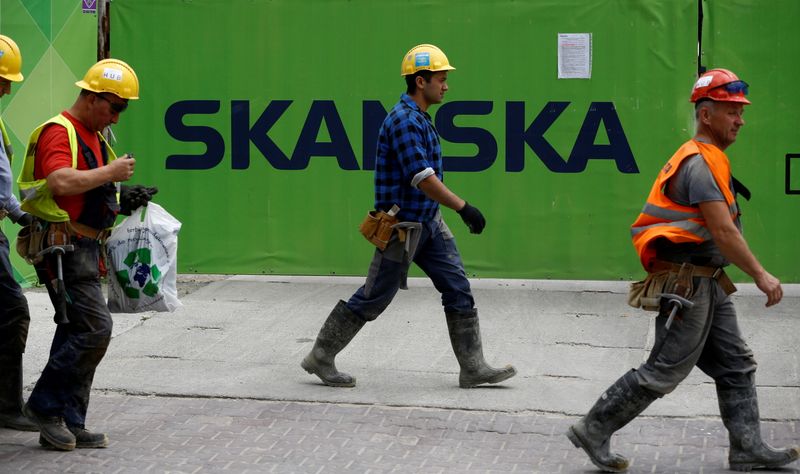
<box><xmin>558</xmin><ymin>33</ymin><xmax>592</xmax><ymax>79</ymax></box>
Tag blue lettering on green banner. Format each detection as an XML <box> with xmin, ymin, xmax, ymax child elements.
<box><xmin>164</xmin><ymin>99</ymin><xmax>637</xmax><ymax>173</ymax></box>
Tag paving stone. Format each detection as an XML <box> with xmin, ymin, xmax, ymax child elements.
<box><xmin>14</xmin><ymin>392</ymin><xmax>787</xmax><ymax>473</ymax></box>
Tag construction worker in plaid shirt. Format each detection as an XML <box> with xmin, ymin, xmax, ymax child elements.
<box><xmin>301</xmin><ymin>44</ymin><xmax>516</xmax><ymax>390</ymax></box>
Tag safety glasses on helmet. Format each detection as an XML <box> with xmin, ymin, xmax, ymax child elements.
<box><xmin>716</xmin><ymin>80</ymin><xmax>749</xmax><ymax>96</ymax></box>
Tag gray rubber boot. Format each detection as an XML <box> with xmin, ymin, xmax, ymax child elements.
<box><xmin>301</xmin><ymin>300</ymin><xmax>366</xmax><ymax>387</ymax></box>
<box><xmin>566</xmin><ymin>370</ymin><xmax>658</xmax><ymax>472</ymax></box>
<box><xmin>445</xmin><ymin>309</ymin><xmax>517</xmax><ymax>388</ymax></box>
<box><xmin>0</xmin><ymin>353</ymin><xmax>38</xmax><ymax>432</ymax></box>
<box><xmin>717</xmin><ymin>385</ymin><xmax>800</xmax><ymax>472</ymax></box>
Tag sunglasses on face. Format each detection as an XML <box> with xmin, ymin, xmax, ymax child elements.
<box><xmin>95</xmin><ymin>93</ymin><xmax>128</xmax><ymax>113</ymax></box>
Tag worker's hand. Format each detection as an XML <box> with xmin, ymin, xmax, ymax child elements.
<box><xmin>107</xmin><ymin>154</ymin><xmax>136</xmax><ymax>182</ymax></box>
<box><xmin>457</xmin><ymin>201</ymin><xmax>486</xmax><ymax>234</ymax></box>
<box><xmin>754</xmin><ymin>270</ymin><xmax>782</xmax><ymax>307</ymax></box>
<box><xmin>14</xmin><ymin>212</ymin><xmax>34</xmax><ymax>227</ymax></box>
<box><xmin>119</xmin><ymin>184</ymin><xmax>159</xmax><ymax>216</ymax></box>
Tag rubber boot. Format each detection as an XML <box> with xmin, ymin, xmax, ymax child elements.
<box><xmin>445</xmin><ymin>309</ymin><xmax>517</xmax><ymax>388</ymax></box>
<box><xmin>566</xmin><ymin>370</ymin><xmax>658</xmax><ymax>472</ymax></box>
<box><xmin>301</xmin><ymin>300</ymin><xmax>366</xmax><ymax>387</ymax></box>
<box><xmin>0</xmin><ymin>353</ymin><xmax>38</xmax><ymax>431</ymax></box>
<box><xmin>717</xmin><ymin>385</ymin><xmax>800</xmax><ymax>472</ymax></box>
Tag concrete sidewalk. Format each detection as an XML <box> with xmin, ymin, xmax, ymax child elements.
<box><xmin>5</xmin><ymin>275</ymin><xmax>799</xmax><ymax>473</ymax></box>
<box><xmin>20</xmin><ymin>276</ymin><xmax>800</xmax><ymax>419</ymax></box>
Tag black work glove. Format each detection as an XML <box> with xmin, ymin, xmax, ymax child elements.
<box><xmin>14</xmin><ymin>212</ymin><xmax>34</xmax><ymax>227</ymax></box>
<box><xmin>457</xmin><ymin>201</ymin><xmax>486</xmax><ymax>234</ymax></box>
<box><xmin>120</xmin><ymin>184</ymin><xmax>159</xmax><ymax>216</ymax></box>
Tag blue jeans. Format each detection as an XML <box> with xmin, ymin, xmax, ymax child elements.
<box><xmin>633</xmin><ymin>276</ymin><xmax>757</xmax><ymax>394</ymax></box>
<box><xmin>0</xmin><ymin>227</ymin><xmax>29</xmax><ymax>354</ymax></box>
<box><xmin>28</xmin><ymin>237</ymin><xmax>112</xmax><ymax>428</ymax></box>
<box><xmin>347</xmin><ymin>215</ymin><xmax>475</xmax><ymax>320</ymax></box>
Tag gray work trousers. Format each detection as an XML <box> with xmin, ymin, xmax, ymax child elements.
<box><xmin>633</xmin><ymin>276</ymin><xmax>757</xmax><ymax>394</ymax></box>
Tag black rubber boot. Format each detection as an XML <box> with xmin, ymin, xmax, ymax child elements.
<box><xmin>301</xmin><ymin>301</ymin><xmax>366</xmax><ymax>387</ymax></box>
<box><xmin>22</xmin><ymin>403</ymin><xmax>76</xmax><ymax>451</ymax></box>
<box><xmin>0</xmin><ymin>353</ymin><xmax>38</xmax><ymax>432</ymax></box>
<box><xmin>566</xmin><ymin>370</ymin><xmax>658</xmax><ymax>472</ymax></box>
<box><xmin>40</xmin><ymin>426</ymin><xmax>108</xmax><ymax>449</ymax></box>
<box><xmin>717</xmin><ymin>385</ymin><xmax>800</xmax><ymax>472</ymax></box>
<box><xmin>445</xmin><ymin>309</ymin><xmax>516</xmax><ymax>388</ymax></box>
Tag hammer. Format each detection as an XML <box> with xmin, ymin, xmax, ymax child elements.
<box><xmin>36</xmin><ymin>244</ymin><xmax>75</xmax><ymax>325</ymax></box>
<box><xmin>645</xmin><ymin>292</ymin><xmax>695</xmax><ymax>364</ymax></box>
<box><xmin>660</xmin><ymin>293</ymin><xmax>695</xmax><ymax>330</ymax></box>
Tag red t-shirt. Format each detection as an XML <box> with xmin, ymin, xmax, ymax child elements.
<box><xmin>34</xmin><ymin>111</ymin><xmax>105</xmax><ymax>221</ymax></box>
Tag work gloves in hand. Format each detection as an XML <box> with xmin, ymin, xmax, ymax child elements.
<box><xmin>120</xmin><ymin>185</ymin><xmax>159</xmax><ymax>216</ymax></box>
<box><xmin>457</xmin><ymin>201</ymin><xmax>486</xmax><ymax>234</ymax></box>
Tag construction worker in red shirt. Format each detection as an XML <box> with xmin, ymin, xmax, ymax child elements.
<box><xmin>18</xmin><ymin>59</ymin><xmax>156</xmax><ymax>451</ymax></box>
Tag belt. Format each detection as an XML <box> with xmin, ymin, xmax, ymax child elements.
<box><xmin>651</xmin><ymin>260</ymin><xmax>724</xmax><ymax>279</ymax></box>
<box><xmin>651</xmin><ymin>259</ymin><xmax>736</xmax><ymax>295</ymax></box>
<box><xmin>68</xmin><ymin>221</ymin><xmax>109</xmax><ymax>241</ymax></box>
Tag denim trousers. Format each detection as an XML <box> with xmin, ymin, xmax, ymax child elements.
<box><xmin>0</xmin><ymin>227</ymin><xmax>29</xmax><ymax>354</ymax></box>
<box><xmin>28</xmin><ymin>237</ymin><xmax>113</xmax><ymax>428</ymax></box>
<box><xmin>347</xmin><ymin>215</ymin><xmax>475</xmax><ymax>320</ymax></box>
<box><xmin>633</xmin><ymin>276</ymin><xmax>757</xmax><ymax>395</ymax></box>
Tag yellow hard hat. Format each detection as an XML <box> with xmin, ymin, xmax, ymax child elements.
<box><xmin>75</xmin><ymin>58</ymin><xmax>139</xmax><ymax>99</ymax></box>
<box><xmin>400</xmin><ymin>44</ymin><xmax>455</xmax><ymax>76</ymax></box>
<box><xmin>0</xmin><ymin>34</ymin><xmax>23</xmax><ymax>82</ymax></box>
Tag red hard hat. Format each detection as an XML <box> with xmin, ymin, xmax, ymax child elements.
<box><xmin>690</xmin><ymin>68</ymin><xmax>751</xmax><ymax>104</ymax></box>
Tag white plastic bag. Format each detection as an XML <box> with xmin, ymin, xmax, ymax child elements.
<box><xmin>106</xmin><ymin>203</ymin><xmax>182</xmax><ymax>313</ymax></box>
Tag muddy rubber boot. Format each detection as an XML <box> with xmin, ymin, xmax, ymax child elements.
<box><xmin>301</xmin><ymin>300</ymin><xmax>366</xmax><ymax>387</ymax></box>
<box><xmin>445</xmin><ymin>309</ymin><xmax>516</xmax><ymax>388</ymax></box>
<box><xmin>0</xmin><ymin>353</ymin><xmax>38</xmax><ymax>432</ymax></box>
<box><xmin>566</xmin><ymin>370</ymin><xmax>658</xmax><ymax>472</ymax></box>
<box><xmin>717</xmin><ymin>385</ymin><xmax>800</xmax><ymax>472</ymax></box>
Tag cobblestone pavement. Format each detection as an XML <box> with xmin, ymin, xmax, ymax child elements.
<box><xmin>1</xmin><ymin>393</ymin><xmax>798</xmax><ymax>474</ymax></box>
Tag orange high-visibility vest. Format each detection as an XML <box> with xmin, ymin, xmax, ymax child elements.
<box><xmin>631</xmin><ymin>139</ymin><xmax>738</xmax><ymax>271</ymax></box>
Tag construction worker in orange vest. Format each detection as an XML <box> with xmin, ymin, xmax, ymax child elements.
<box><xmin>566</xmin><ymin>68</ymin><xmax>799</xmax><ymax>472</ymax></box>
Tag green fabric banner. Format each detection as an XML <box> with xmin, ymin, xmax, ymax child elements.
<box><xmin>110</xmin><ymin>0</ymin><xmax>703</xmax><ymax>280</ymax></box>
<box><xmin>5</xmin><ymin>1</ymin><xmax>797</xmax><ymax>282</ymax></box>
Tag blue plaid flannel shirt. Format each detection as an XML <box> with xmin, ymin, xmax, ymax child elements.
<box><xmin>374</xmin><ymin>94</ymin><xmax>443</xmax><ymax>223</ymax></box>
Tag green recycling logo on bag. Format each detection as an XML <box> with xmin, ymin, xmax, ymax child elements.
<box><xmin>107</xmin><ymin>203</ymin><xmax>183</xmax><ymax>313</ymax></box>
<box><xmin>114</xmin><ymin>247</ymin><xmax>162</xmax><ymax>299</ymax></box>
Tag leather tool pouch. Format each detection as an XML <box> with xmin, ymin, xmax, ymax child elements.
<box><xmin>628</xmin><ymin>271</ymin><xmax>678</xmax><ymax>311</ymax></box>
<box><xmin>46</xmin><ymin>222</ymin><xmax>70</xmax><ymax>247</ymax></box>
<box><xmin>16</xmin><ymin>221</ymin><xmax>71</xmax><ymax>265</ymax></box>
<box><xmin>628</xmin><ymin>262</ymin><xmax>697</xmax><ymax>311</ymax></box>
<box><xmin>359</xmin><ymin>209</ymin><xmax>400</xmax><ymax>251</ymax></box>
<box><xmin>16</xmin><ymin>220</ymin><xmax>46</xmax><ymax>265</ymax></box>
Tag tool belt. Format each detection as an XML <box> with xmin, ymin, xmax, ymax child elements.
<box><xmin>67</xmin><ymin>220</ymin><xmax>109</xmax><ymax>241</ymax></box>
<box><xmin>16</xmin><ymin>219</ymin><xmax>108</xmax><ymax>265</ymax></box>
<box><xmin>0</xmin><ymin>209</ymin><xmax>7</xmax><ymax>220</ymax></box>
<box><xmin>627</xmin><ymin>260</ymin><xmax>737</xmax><ymax>311</ymax></box>
<box><xmin>359</xmin><ymin>205</ymin><xmax>404</xmax><ymax>251</ymax></box>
